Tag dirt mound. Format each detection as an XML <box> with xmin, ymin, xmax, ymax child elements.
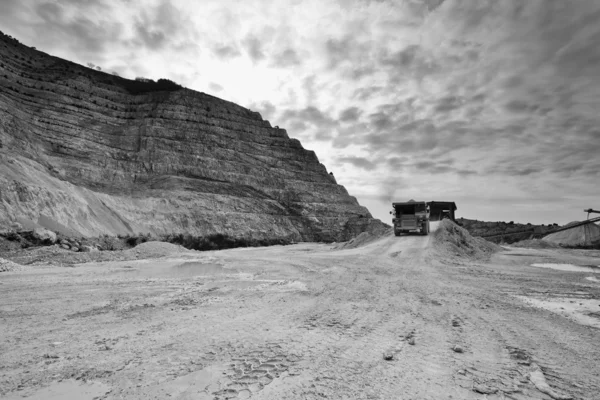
<box><xmin>124</xmin><ymin>241</ymin><xmax>191</xmax><ymax>258</ymax></box>
<box><xmin>431</xmin><ymin>219</ymin><xmax>501</xmax><ymax>262</ymax></box>
<box><xmin>0</xmin><ymin>257</ymin><xmax>24</xmax><ymax>272</ymax></box>
<box><xmin>544</xmin><ymin>221</ymin><xmax>600</xmax><ymax>246</ymax></box>
<box><xmin>333</xmin><ymin>227</ymin><xmax>392</xmax><ymax>250</ymax></box>
<box><xmin>511</xmin><ymin>239</ymin><xmax>561</xmax><ymax>249</ymax></box>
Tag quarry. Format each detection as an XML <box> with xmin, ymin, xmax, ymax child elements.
<box><xmin>1</xmin><ymin>30</ymin><xmax>600</xmax><ymax>400</ymax></box>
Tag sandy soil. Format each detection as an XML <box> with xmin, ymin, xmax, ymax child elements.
<box><xmin>1</xmin><ymin>222</ymin><xmax>599</xmax><ymax>399</ymax></box>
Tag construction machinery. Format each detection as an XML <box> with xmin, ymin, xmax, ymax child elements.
<box><xmin>390</xmin><ymin>200</ymin><xmax>430</xmax><ymax>236</ymax></box>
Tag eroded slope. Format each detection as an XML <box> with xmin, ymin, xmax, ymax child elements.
<box><xmin>0</xmin><ymin>32</ymin><xmax>383</xmax><ymax>241</ymax></box>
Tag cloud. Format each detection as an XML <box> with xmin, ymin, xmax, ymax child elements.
<box><xmin>213</xmin><ymin>44</ymin><xmax>240</xmax><ymax>59</ymax></box>
<box><xmin>1</xmin><ymin>0</ymin><xmax>599</xmax><ymax>225</ymax></box>
<box><xmin>31</xmin><ymin>0</ymin><xmax>123</xmax><ymax>57</ymax></box>
<box><xmin>133</xmin><ymin>0</ymin><xmax>191</xmax><ymax>50</ymax></box>
<box><xmin>337</xmin><ymin>156</ymin><xmax>377</xmax><ymax>171</ymax></box>
<box><xmin>339</xmin><ymin>107</ymin><xmax>361</xmax><ymax>122</ymax></box>
<box><xmin>434</xmin><ymin>96</ymin><xmax>464</xmax><ymax>112</ymax></box>
<box><xmin>369</xmin><ymin>112</ymin><xmax>394</xmax><ymax>131</ymax></box>
<box><xmin>242</xmin><ymin>34</ymin><xmax>265</xmax><ymax>62</ymax></box>
<box><xmin>324</xmin><ymin>36</ymin><xmax>353</xmax><ymax>69</ymax></box>
<box><xmin>209</xmin><ymin>82</ymin><xmax>223</xmax><ymax>92</ymax></box>
<box><xmin>280</xmin><ymin>106</ymin><xmax>337</xmax><ymax>129</ymax></box>
<box><xmin>271</xmin><ymin>48</ymin><xmax>301</xmax><ymax>68</ymax></box>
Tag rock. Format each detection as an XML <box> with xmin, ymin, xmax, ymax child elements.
<box><xmin>70</xmin><ymin>247</ymin><xmax>79</xmax><ymax>252</ymax></box>
<box><xmin>0</xmin><ymin>257</ymin><xmax>24</xmax><ymax>272</ymax></box>
<box><xmin>407</xmin><ymin>338</ymin><xmax>415</xmax><ymax>346</ymax></box>
<box><xmin>473</xmin><ymin>384</ymin><xmax>498</xmax><ymax>394</ymax></box>
<box><xmin>32</xmin><ymin>228</ymin><xmax>57</xmax><ymax>244</ymax></box>
<box><xmin>60</xmin><ymin>244</ymin><xmax>70</xmax><ymax>250</ymax></box>
<box><xmin>80</xmin><ymin>245</ymin><xmax>98</xmax><ymax>252</ymax></box>
<box><xmin>529</xmin><ymin>364</ymin><xmax>573</xmax><ymax>400</ymax></box>
<box><xmin>0</xmin><ymin>33</ymin><xmax>387</xmax><ymax>243</ymax></box>
<box><xmin>383</xmin><ymin>351</ymin><xmax>394</xmax><ymax>361</ymax></box>
<box><xmin>452</xmin><ymin>345</ymin><xmax>463</xmax><ymax>353</ymax></box>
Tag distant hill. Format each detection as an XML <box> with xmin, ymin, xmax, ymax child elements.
<box><xmin>457</xmin><ymin>218</ymin><xmax>559</xmax><ymax>244</ymax></box>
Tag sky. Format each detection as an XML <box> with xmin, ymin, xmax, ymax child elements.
<box><xmin>1</xmin><ymin>0</ymin><xmax>599</xmax><ymax>225</ymax></box>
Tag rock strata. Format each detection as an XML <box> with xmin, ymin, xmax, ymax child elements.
<box><xmin>0</xmin><ymin>32</ymin><xmax>385</xmax><ymax>242</ymax></box>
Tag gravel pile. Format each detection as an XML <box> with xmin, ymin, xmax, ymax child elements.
<box><xmin>431</xmin><ymin>219</ymin><xmax>502</xmax><ymax>261</ymax></box>
<box><xmin>124</xmin><ymin>241</ymin><xmax>190</xmax><ymax>259</ymax></box>
<box><xmin>0</xmin><ymin>257</ymin><xmax>24</xmax><ymax>272</ymax></box>
<box><xmin>334</xmin><ymin>228</ymin><xmax>392</xmax><ymax>250</ymax></box>
<box><xmin>511</xmin><ymin>239</ymin><xmax>561</xmax><ymax>249</ymax></box>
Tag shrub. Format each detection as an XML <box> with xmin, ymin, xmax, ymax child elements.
<box><xmin>166</xmin><ymin>233</ymin><xmax>291</xmax><ymax>251</ymax></box>
<box><xmin>117</xmin><ymin>77</ymin><xmax>182</xmax><ymax>94</ymax></box>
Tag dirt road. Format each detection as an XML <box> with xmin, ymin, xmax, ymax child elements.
<box><xmin>1</xmin><ymin>222</ymin><xmax>599</xmax><ymax>399</ymax></box>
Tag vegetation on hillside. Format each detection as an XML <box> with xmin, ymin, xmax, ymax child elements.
<box><xmin>457</xmin><ymin>218</ymin><xmax>560</xmax><ymax>244</ymax></box>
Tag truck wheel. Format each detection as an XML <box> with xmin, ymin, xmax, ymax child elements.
<box><xmin>394</xmin><ymin>232</ymin><xmax>401</xmax><ymax>237</ymax></box>
<box><xmin>422</xmin><ymin>222</ymin><xmax>429</xmax><ymax>235</ymax></box>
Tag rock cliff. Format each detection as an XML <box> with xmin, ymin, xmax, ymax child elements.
<box><xmin>0</xmin><ymin>32</ymin><xmax>385</xmax><ymax>242</ymax></box>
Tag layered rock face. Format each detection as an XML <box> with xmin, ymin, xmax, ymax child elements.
<box><xmin>0</xmin><ymin>32</ymin><xmax>385</xmax><ymax>242</ymax></box>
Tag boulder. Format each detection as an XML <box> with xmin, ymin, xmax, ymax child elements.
<box><xmin>80</xmin><ymin>245</ymin><xmax>98</xmax><ymax>252</ymax></box>
<box><xmin>32</xmin><ymin>228</ymin><xmax>57</xmax><ymax>244</ymax></box>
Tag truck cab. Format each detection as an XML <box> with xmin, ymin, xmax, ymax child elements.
<box><xmin>390</xmin><ymin>200</ymin><xmax>430</xmax><ymax>236</ymax></box>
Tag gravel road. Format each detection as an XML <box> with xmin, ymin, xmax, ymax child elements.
<box><xmin>1</xmin><ymin>222</ymin><xmax>599</xmax><ymax>399</ymax></box>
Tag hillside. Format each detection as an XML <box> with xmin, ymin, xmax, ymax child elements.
<box><xmin>0</xmin><ymin>32</ymin><xmax>386</xmax><ymax>242</ymax></box>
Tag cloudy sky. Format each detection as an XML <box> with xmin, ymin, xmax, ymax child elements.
<box><xmin>1</xmin><ymin>0</ymin><xmax>599</xmax><ymax>225</ymax></box>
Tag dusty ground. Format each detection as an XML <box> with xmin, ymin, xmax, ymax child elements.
<box><xmin>1</xmin><ymin>222</ymin><xmax>599</xmax><ymax>399</ymax></box>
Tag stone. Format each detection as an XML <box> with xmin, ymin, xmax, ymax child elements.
<box><xmin>32</xmin><ymin>228</ymin><xmax>57</xmax><ymax>244</ymax></box>
<box><xmin>80</xmin><ymin>245</ymin><xmax>97</xmax><ymax>252</ymax></box>
<box><xmin>473</xmin><ymin>384</ymin><xmax>497</xmax><ymax>394</ymax></box>
<box><xmin>452</xmin><ymin>345</ymin><xmax>463</xmax><ymax>353</ymax></box>
<box><xmin>0</xmin><ymin>32</ymin><xmax>387</xmax><ymax>243</ymax></box>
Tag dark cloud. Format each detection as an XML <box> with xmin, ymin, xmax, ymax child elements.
<box><xmin>337</xmin><ymin>156</ymin><xmax>377</xmax><ymax>171</ymax></box>
<box><xmin>380</xmin><ymin>45</ymin><xmax>419</xmax><ymax>68</ymax></box>
<box><xmin>30</xmin><ymin>0</ymin><xmax>122</xmax><ymax>57</ymax></box>
<box><xmin>324</xmin><ymin>36</ymin><xmax>352</xmax><ymax>69</ymax></box>
<box><xmin>280</xmin><ymin>106</ymin><xmax>337</xmax><ymax>129</ymax></box>
<box><xmin>289</xmin><ymin>120</ymin><xmax>308</xmax><ymax>133</ymax></box>
<box><xmin>242</xmin><ymin>34</ymin><xmax>265</xmax><ymax>62</ymax></box>
<box><xmin>213</xmin><ymin>44</ymin><xmax>240</xmax><ymax>60</ymax></box>
<box><xmin>339</xmin><ymin>107</ymin><xmax>361</xmax><ymax>122</ymax></box>
<box><xmin>332</xmin><ymin>123</ymin><xmax>369</xmax><ymax>148</ymax></box>
<box><xmin>133</xmin><ymin>0</ymin><xmax>188</xmax><ymax>50</ymax></box>
<box><xmin>504</xmin><ymin>99</ymin><xmax>537</xmax><ymax>113</ymax></box>
<box><xmin>383</xmin><ymin>157</ymin><xmax>467</xmax><ymax>176</ymax></box>
<box><xmin>369</xmin><ymin>112</ymin><xmax>393</xmax><ymax>131</ymax></box>
<box><xmin>271</xmin><ymin>48</ymin><xmax>301</xmax><ymax>68</ymax></box>
<box><xmin>434</xmin><ymin>96</ymin><xmax>464</xmax><ymax>112</ymax></box>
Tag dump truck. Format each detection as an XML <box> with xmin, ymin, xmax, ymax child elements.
<box><xmin>390</xmin><ymin>200</ymin><xmax>430</xmax><ymax>236</ymax></box>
